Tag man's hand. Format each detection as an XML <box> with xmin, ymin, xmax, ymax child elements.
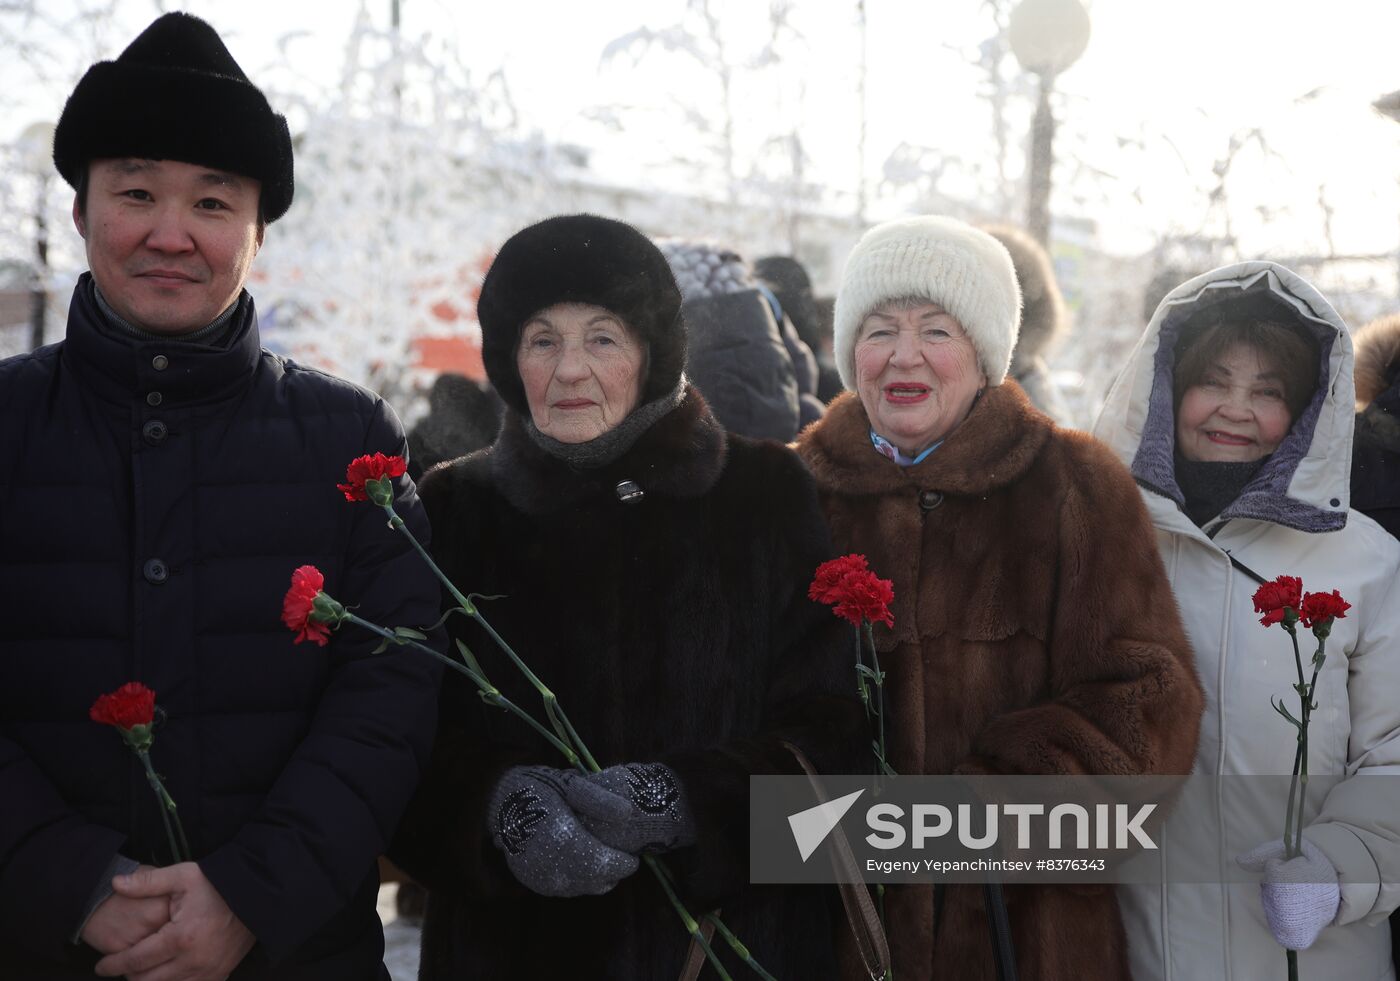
<box><xmin>93</xmin><ymin>863</ymin><xmax>255</xmax><ymax>981</ymax></box>
<box><xmin>80</xmin><ymin>864</ymin><xmax>171</xmax><ymax>955</ymax></box>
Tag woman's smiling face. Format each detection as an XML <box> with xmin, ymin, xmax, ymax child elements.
<box><xmin>853</xmin><ymin>300</ymin><xmax>986</xmax><ymax>456</ymax></box>
<box><xmin>1176</xmin><ymin>341</ymin><xmax>1294</xmax><ymax>462</ymax></box>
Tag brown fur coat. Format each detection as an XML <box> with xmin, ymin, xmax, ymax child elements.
<box><xmin>796</xmin><ymin>383</ymin><xmax>1203</xmax><ymax>981</ymax></box>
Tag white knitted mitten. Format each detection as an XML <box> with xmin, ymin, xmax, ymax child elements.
<box><xmin>1236</xmin><ymin>837</ymin><xmax>1341</xmax><ymax>951</ymax></box>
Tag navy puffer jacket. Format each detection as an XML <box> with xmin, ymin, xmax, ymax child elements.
<box><xmin>0</xmin><ymin>277</ymin><xmax>442</xmax><ymax>980</ymax></box>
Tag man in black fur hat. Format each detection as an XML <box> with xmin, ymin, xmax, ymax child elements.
<box><xmin>0</xmin><ymin>13</ymin><xmax>441</xmax><ymax>981</ymax></box>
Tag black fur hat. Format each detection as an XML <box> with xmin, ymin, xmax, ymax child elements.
<box><xmin>53</xmin><ymin>12</ymin><xmax>294</xmax><ymax>223</ymax></box>
<box><xmin>477</xmin><ymin>214</ymin><xmax>686</xmax><ymax>416</ymax></box>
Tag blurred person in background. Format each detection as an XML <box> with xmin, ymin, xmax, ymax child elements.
<box><xmin>1351</xmin><ymin>312</ymin><xmax>1400</xmax><ymax>540</ymax></box>
<box><xmin>657</xmin><ymin>238</ymin><xmax>806</xmax><ymax>440</ymax></box>
<box><xmin>982</xmin><ymin>224</ymin><xmax>1075</xmax><ymax>427</ymax></box>
<box><xmin>756</xmin><ymin>254</ymin><xmax>844</xmax><ymax>409</ymax></box>
<box><xmin>406</xmin><ymin>372</ymin><xmax>503</xmax><ymax>481</ymax></box>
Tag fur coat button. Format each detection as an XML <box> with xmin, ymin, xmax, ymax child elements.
<box><xmin>918</xmin><ymin>490</ymin><xmax>944</xmax><ymax>511</ymax></box>
<box><xmin>615</xmin><ymin>480</ymin><xmax>645</xmax><ymax>503</ymax></box>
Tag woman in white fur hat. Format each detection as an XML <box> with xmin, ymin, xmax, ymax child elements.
<box><xmin>795</xmin><ymin>215</ymin><xmax>1204</xmax><ymax>981</ymax></box>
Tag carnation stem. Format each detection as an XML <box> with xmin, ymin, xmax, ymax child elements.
<box><xmin>383</xmin><ymin>508</ymin><xmax>476</xmax><ymax>612</ymax></box>
<box><xmin>137</xmin><ymin>750</ymin><xmax>189</xmax><ymax>864</ymax></box>
<box><xmin>644</xmin><ymin>854</ymin><xmax>734</xmax><ymax>981</ymax></box>
<box><xmin>1283</xmin><ymin>625</ymin><xmax>1307</xmax><ymax>861</ymax></box>
<box><xmin>704</xmin><ymin>912</ymin><xmax>778</xmax><ymax>981</ymax></box>
<box><xmin>864</xmin><ymin>622</ymin><xmax>891</xmax><ymax>779</ymax></box>
<box><xmin>649</xmin><ymin>859</ymin><xmax>776</xmax><ymax>980</ymax></box>
<box><xmin>341</xmin><ymin>613</ymin><xmax>579</xmax><ymax>766</ymax></box>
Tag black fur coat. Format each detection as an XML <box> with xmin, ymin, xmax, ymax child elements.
<box><xmin>390</xmin><ymin>387</ymin><xmax>862</xmax><ymax>980</ymax></box>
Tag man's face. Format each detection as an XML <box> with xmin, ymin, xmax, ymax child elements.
<box><xmin>75</xmin><ymin>158</ymin><xmax>263</xmax><ymax>335</ymax></box>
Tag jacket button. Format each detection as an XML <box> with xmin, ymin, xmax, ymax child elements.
<box><xmin>146</xmin><ymin>392</ymin><xmax>163</xmax><ymax>406</ymax></box>
<box><xmin>152</xmin><ymin>355</ymin><xmax>169</xmax><ymax>371</ymax></box>
<box><xmin>143</xmin><ymin>559</ymin><xmax>169</xmax><ymax>584</ymax></box>
<box><xmin>142</xmin><ymin>420</ymin><xmax>168</xmax><ymax>445</ymax></box>
<box><xmin>919</xmin><ymin>490</ymin><xmax>944</xmax><ymax>511</ymax></box>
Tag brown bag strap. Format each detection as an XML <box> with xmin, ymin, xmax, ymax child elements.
<box><xmin>676</xmin><ymin>744</ymin><xmax>892</xmax><ymax>981</ymax></box>
<box><xmin>781</xmin><ymin>740</ymin><xmax>891</xmax><ymax>981</ymax></box>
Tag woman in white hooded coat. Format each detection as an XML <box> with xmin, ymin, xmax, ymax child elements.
<box><xmin>1093</xmin><ymin>261</ymin><xmax>1400</xmax><ymax>981</ymax></box>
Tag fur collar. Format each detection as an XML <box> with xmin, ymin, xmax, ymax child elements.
<box><xmin>490</xmin><ymin>384</ymin><xmax>728</xmax><ymax>515</ymax></box>
<box><xmin>1354</xmin><ymin>312</ymin><xmax>1400</xmax><ymax>410</ymax></box>
<box><xmin>798</xmin><ymin>381</ymin><xmax>1052</xmax><ymax>497</ymax></box>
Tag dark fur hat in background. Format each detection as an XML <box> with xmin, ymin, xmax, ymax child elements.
<box><xmin>476</xmin><ymin>214</ymin><xmax>686</xmax><ymax>417</ymax></box>
<box><xmin>53</xmin><ymin>12</ymin><xmax>294</xmax><ymax>222</ymax></box>
<box><xmin>982</xmin><ymin>224</ymin><xmax>1068</xmax><ymax>369</ymax></box>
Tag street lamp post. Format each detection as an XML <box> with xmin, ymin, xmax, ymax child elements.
<box><xmin>1008</xmin><ymin>0</ymin><xmax>1090</xmax><ymax>247</ymax></box>
<box><xmin>19</xmin><ymin>122</ymin><xmax>56</xmax><ymax>352</ymax></box>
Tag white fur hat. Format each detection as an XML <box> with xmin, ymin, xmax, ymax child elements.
<box><xmin>833</xmin><ymin>215</ymin><xmax>1023</xmax><ymax>389</ymax></box>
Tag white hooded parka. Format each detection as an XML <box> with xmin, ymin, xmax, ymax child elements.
<box><xmin>1093</xmin><ymin>262</ymin><xmax>1400</xmax><ymax>981</ymax></box>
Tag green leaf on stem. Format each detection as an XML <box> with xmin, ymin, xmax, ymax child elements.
<box><xmin>1271</xmin><ymin>697</ymin><xmax>1303</xmax><ymax>729</ymax></box>
<box><xmin>423</xmin><ymin>606</ymin><xmax>468</xmax><ymax>632</ymax></box>
<box><xmin>454</xmin><ymin>639</ymin><xmax>488</xmax><ymax>678</ymax></box>
<box><xmin>855</xmin><ymin>664</ymin><xmax>884</xmax><ymax>683</ymax></box>
<box><xmin>372</xmin><ymin>637</ymin><xmax>391</xmax><ymax>655</ymax></box>
<box><xmin>393</xmin><ymin>627</ymin><xmax>428</xmax><ymax>641</ymax></box>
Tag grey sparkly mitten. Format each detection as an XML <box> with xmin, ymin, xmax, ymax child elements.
<box><xmin>564</xmin><ymin>763</ymin><xmax>698</xmax><ymax>855</ymax></box>
<box><xmin>488</xmin><ymin>765</ymin><xmax>638</xmax><ymax>897</ymax></box>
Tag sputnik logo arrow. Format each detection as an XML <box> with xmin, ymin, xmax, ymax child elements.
<box><xmin>788</xmin><ymin>789</ymin><xmax>865</xmax><ymax>862</ymax></box>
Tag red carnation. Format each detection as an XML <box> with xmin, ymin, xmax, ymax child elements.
<box><xmin>808</xmin><ymin>554</ymin><xmax>872</xmax><ymax>604</ymax></box>
<box><xmin>282</xmin><ymin>565</ymin><xmax>334</xmax><ymax>646</ymax></box>
<box><xmin>809</xmin><ymin>554</ymin><xmax>895</xmax><ymax>628</ymax></box>
<box><xmin>338</xmin><ymin>453</ymin><xmax>407</xmax><ymax>503</ymax></box>
<box><xmin>89</xmin><ymin>682</ymin><xmax>157</xmax><ymax>731</ymax></box>
<box><xmin>1300</xmin><ymin>589</ymin><xmax>1350</xmax><ymax>633</ymax></box>
<box><xmin>1252</xmin><ymin>575</ymin><xmax>1303</xmax><ymax>628</ymax></box>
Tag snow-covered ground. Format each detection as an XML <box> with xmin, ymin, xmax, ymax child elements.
<box><xmin>377</xmin><ymin>884</ymin><xmax>422</xmax><ymax>981</ymax></box>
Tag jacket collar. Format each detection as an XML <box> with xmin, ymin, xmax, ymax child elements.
<box><xmin>489</xmin><ymin>384</ymin><xmax>728</xmax><ymax>515</ymax></box>
<box><xmin>799</xmin><ymin>382</ymin><xmax>1051</xmax><ymax>497</ymax></box>
<box><xmin>62</xmin><ymin>273</ymin><xmax>262</xmax><ymax>407</ymax></box>
<box><xmin>1091</xmin><ymin>262</ymin><xmax>1351</xmax><ymax>534</ymax></box>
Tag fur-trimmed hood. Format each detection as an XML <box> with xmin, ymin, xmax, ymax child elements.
<box><xmin>1352</xmin><ymin>311</ymin><xmax>1400</xmax><ymax>411</ymax></box>
<box><xmin>1092</xmin><ymin>261</ymin><xmax>1354</xmax><ymax>533</ymax></box>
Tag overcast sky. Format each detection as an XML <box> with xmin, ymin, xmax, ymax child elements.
<box><xmin>5</xmin><ymin>0</ymin><xmax>1400</xmax><ymax>259</ymax></box>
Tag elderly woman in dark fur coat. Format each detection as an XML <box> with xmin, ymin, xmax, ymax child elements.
<box><xmin>389</xmin><ymin>214</ymin><xmax>862</xmax><ymax>980</ymax></box>
<box><xmin>795</xmin><ymin>216</ymin><xmax>1203</xmax><ymax>981</ymax></box>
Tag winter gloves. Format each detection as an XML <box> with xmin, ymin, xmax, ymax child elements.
<box><xmin>570</xmin><ymin>763</ymin><xmax>699</xmax><ymax>854</ymax></box>
<box><xmin>489</xmin><ymin>766</ymin><xmax>638</xmax><ymax>897</ymax></box>
<box><xmin>489</xmin><ymin>763</ymin><xmax>697</xmax><ymax>898</ymax></box>
<box><xmin>1237</xmin><ymin>838</ymin><xmax>1341</xmax><ymax>950</ymax></box>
